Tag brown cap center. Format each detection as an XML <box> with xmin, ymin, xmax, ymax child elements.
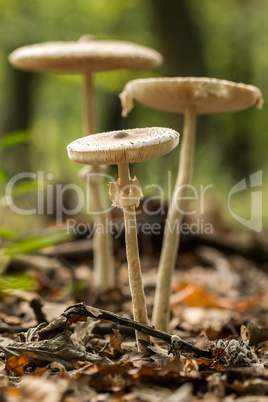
<box><xmin>113</xmin><ymin>131</ymin><xmax>129</xmax><ymax>139</ymax></box>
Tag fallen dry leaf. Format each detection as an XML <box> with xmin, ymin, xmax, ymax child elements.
<box><xmin>7</xmin><ymin>351</ymin><xmax>37</xmax><ymax>375</ymax></box>
<box><xmin>18</xmin><ymin>375</ymin><xmax>65</xmax><ymax>402</ymax></box>
<box><xmin>229</xmin><ymin>378</ymin><xmax>268</xmax><ymax>395</ymax></box>
<box><xmin>166</xmin><ymin>382</ymin><xmax>193</xmax><ymax>402</ymax></box>
<box><xmin>171</xmin><ymin>282</ymin><xmax>231</xmax><ymax>309</ymax></box>
<box><xmin>110</xmin><ymin>329</ymin><xmax>124</xmax><ymax>354</ymax></box>
<box><xmin>241</xmin><ymin>322</ymin><xmax>268</xmax><ymax>346</ymax></box>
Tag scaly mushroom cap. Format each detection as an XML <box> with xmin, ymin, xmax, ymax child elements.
<box><xmin>67</xmin><ymin>127</ymin><xmax>179</xmax><ymax>165</ymax></box>
<box><xmin>120</xmin><ymin>77</ymin><xmax>263</xmax><ymax>116</ymax></box>
<box><xmin>9</xmin><ymin>36</ymin><xmax>163</xmax><ymax>73</ymax></box>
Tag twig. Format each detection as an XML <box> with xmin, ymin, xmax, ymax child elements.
<box><xmin>0</xmin><ymin>323</ymin><xmax>135</xmax><ymax>336</ymax></box>
<box><xmin>0</xmin><ymin>298</ymin><xmax>48</xmax><ymax>334</ymax></box>
<box><xmin>30</xmin><ymin>297</ymin><xmax>48</xmax><ymax>324</ymax></box>
<box><xmin>0</xmin><ymin>303</ymin><xmax>215</xmax><ymax>359</ymax></box>
<box><xmin>64</xmin><ymin>303</ymin><xmax>214</xmax><ymax>359</ymax></box>
<box><xmin>0</xmin><ymin>326</ymin><xmax>33</xmax><ymax>334</ymax></box>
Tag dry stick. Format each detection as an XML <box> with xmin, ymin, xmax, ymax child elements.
<box><xmin>118</xmin><ymin>163</ymin><xmax>150</xmax><ymax>353</ymax></box>
<box><xmin>64</xmin><ymin>303</ymin><xmax>214</xmax><ymax>359</ymax></box>
<box><xmin>0</xmin><ymin>303</ymin><xmax>213</xmax><ymax>359</ymax></box>
<box><xmin>30</xmin><ymin>297</ymin><xmax>48</xmax><ymax>324</ymax></box>
<box><xmin>83</xmin><ymin>71</ymin><xmax>114</xmax><ymax>288</ymax></box>
<box><xmin>152</xmin><ymin>107</ymin><xmax>197</xmax><ymax>332</ymax></box>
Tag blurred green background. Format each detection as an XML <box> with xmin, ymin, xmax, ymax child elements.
<box><xmin>0</xmin><ymin>0</ymin><xmax>267</xmax><ymax>239</ymax></box>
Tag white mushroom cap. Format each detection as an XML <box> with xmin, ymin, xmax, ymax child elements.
<box><xmin>9</xmin><ymin>37</ymin><xmax>163</xmax><ymax>73</ymax></box>
<box><xmin>120</xmin><ymin>77</ymin><xmax>263</xmax><ymax>116</ymax></box>
<box><xmin>67</xmin><ymin>127</ymin><xmax>179</xmax><ymax>165</ymax></box>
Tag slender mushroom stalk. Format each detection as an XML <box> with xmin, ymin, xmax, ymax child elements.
<box><xmin>152</xmin><ymin>107</ymin><xmax>197</xmax><ymax>331</ymax></box>
<box><xmin>82</xmin><ymin>67</ymin><xmax>114</xmax><ymax>288</ymax></box>
<box><xmin>116</xmin><ymin>163</ymin><xmax>149</xmax><ymax>351</ymax></box>
<box><xmin>9</xmin><ymin>37</ymin><xmax>163</xmax><ymax>290</ymax></box>
<box><xmin>120</xmin><ymin>77</ymin><xmax>263</xmax><ymax>332</ymax></box>
<box><xmin>83</xmin><ymin>70</ymin><xmax>97</xmax><ymax>136</ymax></box>
<box><xmin>67</xmin><ymin>127</ymin><xmax>180</xmax><ymax>353</ymax></box>
<box><xmin>86</xmin><ymin>167</ymin><xmax>114</xmax><ymax>287</ymax></box>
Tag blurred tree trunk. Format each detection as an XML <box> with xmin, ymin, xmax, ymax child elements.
<box><xmin>148</xmin><ymin>0</ymin><xmax>208</xmax><ymax>164</ymax></box>
<box><xmin>149</xmin><ymin>0</ymin><xmax>206</xmax><ymax>76</ymax></box>
<box><xmin>149</xmin><ymin>0</ymin><xmax>255</xmax><ymax>178</ymax></box>
<box><xmin>2</xmin><ymin>68</ymin><xmax>34</xmax><ymax>176</ymax></box>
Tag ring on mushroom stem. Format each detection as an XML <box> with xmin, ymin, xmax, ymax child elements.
<box><xmin>9</xmin><ymin>36</ymin><xmax>163</xmax><ymax>290</ymax></box>
<box><xmin>120</xmin><ymin>76</ymin><xmax>263</xmax><ymax>332</ymax></box>
<box><xmin>67</xmin><ymin>127</ymin><xmax>180</xmax><ymax>354</ymax></box>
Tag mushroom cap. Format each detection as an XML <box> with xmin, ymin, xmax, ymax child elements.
<box><xmin>67</xmin><ymin>127</ymin><xmax>179</xmax><ymax>165</ymax></box>
<box><xmin>9</xmin><ymin>37</ymin><xmax>163</xmax><ymax>73</ymax></box>
<box><xmin>120</xmin><ymin>77</ymin><xmax>263</xmax><ymax>116</ymax></box>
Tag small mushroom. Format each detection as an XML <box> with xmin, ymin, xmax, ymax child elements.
<box><xmin>9</xmin><ymin>36</ymin><xmax>163</xmax><ymax>289</ymax></box>
<box><xmin>120</xmin><ymin>77</ymin><xmax>263</xmax><ymax>332</ymax></box>
<box><xmin>67</xmin><ymin>127</ymin><xmax>180</xmax><ymax>353</ymax></box>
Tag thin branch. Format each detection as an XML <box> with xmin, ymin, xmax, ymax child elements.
<box><xmin>64</xmin><ymin>303</ymin><xmax>214</xmax><ymax>359</ymax></box>
<box><xmin>30</xmin><ymin>297</ymin><xmax>48</xmax><ymax>324</ymax></box>
<box><xmin>0</xmin><ymin>303</ymin><xmax>215</xmax><ymax>359</ymax></box>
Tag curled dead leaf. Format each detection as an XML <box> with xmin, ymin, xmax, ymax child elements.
<box><xmin>7</xmin><ymin>351</ymin><xmax>37</xmax><ymax>375</ymax></box>
<box><xmin>110</xmin><ymin>329</ymin><xmax>124</xmax><ymax>354</ymax></box>
<box><xmin>18</xmin><ymin>376</ymin><xmax>65</xmax><ymax>402</ymax></box>
<box><xmin>67</xmin><ymin>313</ymin><xmax>87</xmax><ymax>326</ymax></box>
<box><xmin>241</xmin><ymin>322</ymin><xmax>268</xmax><ymax>346</ymax></box>
<box><xmin>171</xmin><ymin>282</ymin><xmax>231</xmax><ymax>309</ymax></box>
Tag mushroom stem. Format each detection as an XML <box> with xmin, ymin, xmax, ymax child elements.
<box><xmin>118</xmin><ymin>163</ymin><xmax>150</xmax><ymax>353</ymax></box>
<box><xmin>89</xmin><ymin>173</ymin><xmax>114</xmax><ymax>288</ymax></box>
<box><xmin>82</xmin><ymin>71</ymin><xmax>114</xmax><ymax>289</ymax></box>
<box><xmin>83</xmin><ymin>71</ymin><xmax>97</xmax><ymax>136</ymax></box>
<box><xmin>118</xmin><ymin>163</ymin><xmax>131</xmax><ymax>189</ymax></box>
<box><xmin>152</xmin><ymin>106</ymin><xmax>197</xmax><ymax>332</ymax></box>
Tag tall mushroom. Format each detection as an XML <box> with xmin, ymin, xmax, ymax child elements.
<box><xmin>67</xmin><ymin>127</ymin><xmax>180</xmax><ymax>353</ymax></box>
<box><xmin>120</xmin><ymin>77</ymin><xmax>263</xmax><ymax>331</ymax></box>
<box><xmin>9</xmin><ymin>36</ymin><xmax>163</xmax><ymax>289</ymax></box>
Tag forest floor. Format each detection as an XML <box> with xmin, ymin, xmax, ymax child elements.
<box><xmin>0</xmin><ymin>205</ymin><xmax>268</xmax><ymax>402</ymax></box>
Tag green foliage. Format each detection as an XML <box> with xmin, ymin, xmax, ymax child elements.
<box><xmin>0</xmin><ymin>227</ymin><xmax>17</xmax><ymax>240</ymax></box>
<box><xmin>7</xmin><ymin>179</ymin><xmax>39</xmax><ymax>197</ymax></box>
<box><xmin>0</xmin><ymin>230</ymin><xmax>74</xmax><ymax>274</ymax></box>
<box><xmin>0</xmin><ymin>130</ymin><xmax>30</xmax><ymax>150</ymax></box>
<box><xmin>0</xmin><ymin>168</ymin><xmax>7</xmax><ymax>184</ymax></box>
<box><xmin>0</xmin><ymin>273</ymin><xmax>36</xmax><ymax>296</ymax></box>
<box><xmin>0</xmin><ymin>0</ymin><xmax>153</xmax><ymax>49</ymax></box>
<box><xmin>3</xmin><ymin>230</ymin><xmax>72</xmax><ymax>257</ymax></box>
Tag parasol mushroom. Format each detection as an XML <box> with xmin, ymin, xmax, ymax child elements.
<box><xmin>120</xmin><ymin>77</ymin><xmax>263</xmax><ymax>331</ymax></box>
<box><xmin>9</xmin><ymin>36</ymin><xmax>163</xmax><ymax>289</ymax></box>
<box><xmin>67</xmin><ymin>127</ymin><xmax>180</xmax><ymax>353</ymax></box>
